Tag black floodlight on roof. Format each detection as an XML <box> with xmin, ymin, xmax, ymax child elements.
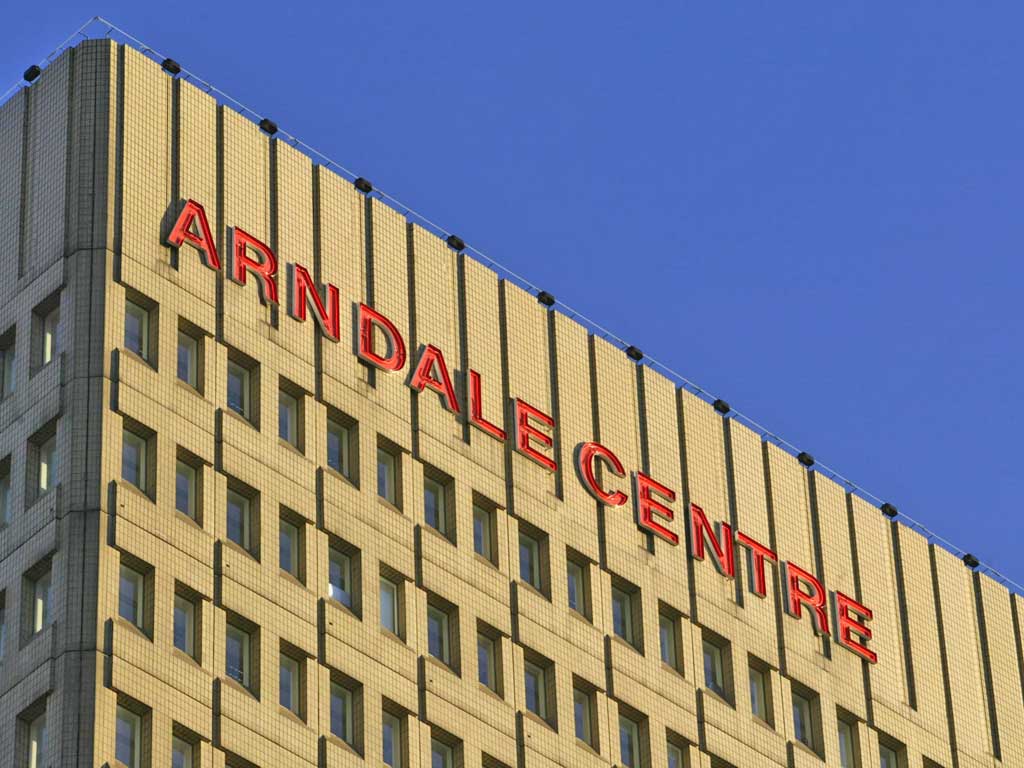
<box><xmin>354</xmin><ymin>177</ymin><xmax>373</xmax><ymax>194</ymax></box>
<box><xmin>24</xmin><ymin>65</ymin><xmax>41</xmax><ymax>82</ymax></box>
<box><xmin>536</xmin><ymin>290</ymin><xmax>556</xmax><ymax>307</ymax></box>
<box><xmin>161</xmin><ymin>58</ymin><xmax>182</xmax><ymax>75</ymax></box>
<box><xmin>625</xmin><ymin>346</ymin><xmax>643</xmax><ymax>362</ymax></box>
<box><xmin>962</xmin><ymin>553</ymin><xmax>980</xmax><ymax>569</ymax></box>
<box><xmin>259</xmin><ymin>118</ymin><xmax>278</xmax><ymax>135</ymax></box>
<box><xmin>880</xmin><ymin>503</ymin><xmax>898</xmax><ymax>519</ymax></box>
<box><xmin>446</xmin><ymin>234</ymin><xmax>465</xmax><ymax>252</ymax></box>
<box><xmin>713</xmin><ymin>399</ymin><xmax>731</xmax><ymax>415</ymax></box>
<box><xmin>797</xmin><ymin>451</ymin><xmax>815</xmax><ymax>467</ymax></box>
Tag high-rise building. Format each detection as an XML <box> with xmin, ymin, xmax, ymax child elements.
<box><xmin>0</xmin><ymin>36</ymin><xmax>1020</xmax><ymax>768</ymax></box>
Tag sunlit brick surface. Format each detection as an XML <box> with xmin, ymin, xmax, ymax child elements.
<box><xmin>0</xmin><ymin>38</ymin><xmax>1022</xmax><ymax>768</ymax></box>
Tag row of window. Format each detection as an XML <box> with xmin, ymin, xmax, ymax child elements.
<box><xmin>0</xmin><ymin>296</ymin><xmax>61</xmax><ymax>401</ymax></box>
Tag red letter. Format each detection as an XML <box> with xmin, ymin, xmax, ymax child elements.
<box><xmin>512</xmin><ymin>399</ymin><xmax>557</xmax><ymax>472</ymax></box>
<box><xmin>286</xmin><ymin>263</ymin><xmax>340</xmax><ymax>342</ymax></box>
<box><xmin>633</xmin><ymin>473</ymin><xmax>678</xmax><ymax>545</ymax></box>
<box><xmin>689</xmin><ymin>503</ymin><xmax>734</xmax><ymax>578</ymax></box>
<box><xmin>166</xmin><ymin>200</ymin><xmax>220</xmax><ymax>269</ymax></box>
<box><xmin>408</xmin><ymin>345</ymin><xmax>460</xmax><ymax>414</ymax></box>
<box><xmin>782</xmin><ymin>562</ymin><xmax>829</xmax><ymax>636</ymax></box>
<box><xmin>736</xmin><ymin>531</ymin><xmax>778</xmax><ymax>598</ymax></box>
<box><xmin>227</xmin><ymin>227</ymin><xmax>278</xmax><ymax>304</ymax></box>
<box><xmin>832</xmin><ymin>591</ymin><xmax>877</xmax><ymax>664</ymax></box>
<box><xmin>574</xmin><ymin>442</ymin><xmax>627</xmax><ymax>506</ymax></box>
<box><xmin>356</xmin><ymin>304</ymin><xmax>407</xmax><ymax>372</ymax></box>
<box><xmin>468</xmin><ymin>370</ymin><xmax>506</xmax><ymax>441</ymax></box>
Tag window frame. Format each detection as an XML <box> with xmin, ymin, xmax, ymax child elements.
<box><xmin>173</xmin><ymin>593</ymin><xmax>196</xmax><ymax>658</ymax></box>
<box><xmin>573</xmin><ymin>686</ymin><xmax>593</xmax><ymax>746</ymax></box>
<box><xmin>426</xmin><ymin>604</ymin><xmax>451</xmax><ymax>666</ymax></box>
<box><xmin>124</xmin><ymin>299</ymin><xmax>150</xmax><ymax>361</ymax></box>
<box><xmin>279</xmin><ymin>516</ymin><xmax>301</xmax><ymax>579</ymax></box>
<box><xmin>278</xmin><ymin>388</ymin><xmax>299</xmax><ymax>447</ymax></box>
<box><xmin>121</xmin><ymin>428</ymin><xmax>148</xmax><ymax>493</ymax></box>
<box><xmin>118</xmin><ymin>563</ymin><xmax>145</xmax><ymax>630</ymax></box>
<box><xmin>377</xmin><ymin>446</ymin><xmax>398</xmax><ymax>506</ymax></box>
<box><xmin>226</xmin><ymin>489</ymin><xmax>253</xmax><ymax>552</ymax></box>
<box><xmin>703</xmin><ymin>639</ymin><xmax>727</xmax><ymax>698</ymax></box>
<box><xmin>226</xmin><ymin>359</ymin><xmax>251</xmax><ymax>421</ymax></box>
<box><xmin>326</xmin><ymin>418</ymin><xmax>351</xmax><ymax>478</ymax></box>
<box><xmin>523</xmin><ymin>660</ymin><xmax>547</xmax><ymax>720</ymax></box>
<box><xmin>171</xmin><ymin>735</ymin><xmax>193</xmax><ymax>768</ymax></box>
<box><xmin>611</xmin><ymin>586</ymin><xmax>635</xmax><ymax>646</ymax></box>
<box><xmin>477</xmin><ymin>631</ymin><xmax>497</xmax><ymax>691</ymax></box>
<box><xmin>31</xmin><ymin>568</ymin><xmax>51</xmax><ymax>634</ymax></box>
<box><xmin>177</xmin><ymin>328</ymin><xmax>200</xmax><ymax>388</ymax></box>
<box><xmin>667</xmin><ymin>741</ymin><xmax>686</xmax><ymax>768</ymax></box>
<box><xmin>175</xmin><ymin>459</ymin><xmax>198</xmax><ymax>519</ymax></box>
<box><xmin>619</xmin><ymin>714</ymin><xmax>641</xmax><ymax>768</ymax></box>
<box><xmin>659</xmin><ymin>610</ymin><xmax>680</xmax><ymax>670</ymax></box>
<box><xmin>380</xmin><ymin>576</ymin><xmax>400</xmax><ymax>636</ymax></box>
<box><xmin>330</xmin><ymin>681</ymin><xmax>354</xmax><ymax>744</ymax></box>
<box><xmin>791</xmin><ymin>689</ymin><xmax>815</xmax><ymax>751</ymax></box>
<box><xmin>41</xmin><ymin>305</ymin><xmax>60</xmax><ymax>367</ymax></box>
<box><xmin>382</xmin><ymin>710</ymin><xmax>403</xmax><ymax>767</ymax></box>
<box><xmin>0</xmin><ymin>459</ymin><xmax>11</xmax><ymax>525</ymax></box>
<box><xmin>749</xmin><ymin>662</ymin><xmax>770</xmax><ymax>724</ymax></box>
<box><xmin>279</xmin><ymin>651</ymin><xmax>302</xmax><ymax>716</ymax></box>
<box><xmin>423</xmin><ymin>475</ymin><xmax>448</xmax><ymax>537</ymax></box>
<box><xmin>38</xmin><ymin>434</ymin><xmax>57</xmax><ymax>495</ymax></box>
<box><xmin>328</xmin><ymin>547</ymin><xmax>353</xmax><ymax>608</ymax></box>
<box><xmin>837</xmin><ymin>717</ymin><xmax>858</xmax><ymax>768</ymax></box>
<box><xmin>430</xmin><ymin>738</ymin><xmax>454</xmax><ymax>768</ymax></box>
<box><xmin>472</xmin><ymin>503</ymin><xmax>495</xmax><ymax>562</ymax></box>
<box><xmin>115</xmin><ymin>704</ymin><xmax>142</xmax><ymax>768</ymax></box>
<box><xmin>518</xmin><ymin>531</ymin><xmax>542</xmax><ymax>591</ymax></box>
<box><xmin>28</xmin><ymin>711</ymin><xmax>47</xmax><ymax>768</ymax></box>
<box><xmin>0</xmin><ymin>327</ymin><xmax>15</xmax><ymax>398</ymax></box>
<box><xmin>225</xmin><ymin>622</ymin><xmax>252</xmax><ymax>689</ymax></box>
<box><xmin>566</xmin><ymin>557</ymin><xmax>589</xmax><ymax>618</ymax></box>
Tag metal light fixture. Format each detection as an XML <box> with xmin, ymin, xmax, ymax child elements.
<box><xmin>24</xmin><ymin>65</ymin><xmax>41</xmax><ymax>82</ymax></box>
<box><xmin>258</xmin><ymin>118</ymin><xmax>278</xmax><ymax>135</ymax></box>
<box><xmin>962</xmin><ymin>553</ymin><xmax>980</xmax><ymax>569</ymax></box>
<box><xmin>446</xmin><ymin>235</ymin><xmax>465</xmax><ymax>252</ymax></box>
<box><xmin>354</xmin><ymin>177</ymin><xmax>373</xmax><ymax>194</ymax></box>
<box><xmin>880</xmin><ymin>503</ymin><xmax>898</xmax><ymax>519</ymax></box>
<box><xmin>536</xmin><ymin>290</ymin><xmax>555</xmax><ymax>307</ymax></box>
<box><xmin>797</xmin><ymin>451</ymin><xmax>815</xmax><ymax>467</ymax></box>
<box><xmin>713</xmin><ymin>399</ymin><xmax>730</xmax><ymax>415</ymax></box>
<box><xmin>625</xmin><ymin>346</ymin><xmax>643</xmax><ymax>362</ymax></box>
<box><xmin>161</xmin><ymin>58</ymin><xmax>182</xmax><ymax>75</ymax></box>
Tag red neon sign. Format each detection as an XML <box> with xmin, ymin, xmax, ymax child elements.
<box><xmin>164</xmin><ymin>199</ymin><xmax>879</xmax><ymax>664</ymax></box>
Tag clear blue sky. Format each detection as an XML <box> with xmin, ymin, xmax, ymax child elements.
<box><xmin>3</xmin><ymin>5</ymin><xmax>1021</xmax><ymax>585</ymax></box>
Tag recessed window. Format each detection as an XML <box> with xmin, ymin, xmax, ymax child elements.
<box><xmin>431</xmin><ymin>738</ymin><xmax>453</xmax><ymax>768</ymax></box>
<box><xmin>27</xmin><ymin>711</ymin><xmax>47</xmax><ymax>768</ymax></box>
<box><xmin>619</xmin><ymin>715</ymin><xmax>641</xmax><ymax>768</ymax></box>
<box><xmin>377</xmin><ymin>445</ymin><xmax>399</xmax><ymax>506</ymax></box>
<box><xmin>279</xmin><ymin>515</ymin><xmax>302</xmax><ymax>580</ymax></box>
<box><xmin>36</xmin><ymin>432</ymin><xmax>58</xmax><ymax>496</ymax></box>
<box><xmin>177</xmin><ymin>327</ymin><xmax>200</xmax><ymax>388</ymax></box>
<box><xmin>328</xmin><ymin>546</ymin><xmax>353</xmax><ymax>608</ymax></box>
<box><xmin>226</xmin><ymin>489</ymin><xmax>253</xmax><ymax>552</ymax></box>
<box><xmin>121</xmin><ymin>427</ymin><xmax>149</xmax><ymax>493</ymax></box>
<box><xmin>1</xmin><ymin>326</ymin><xmax>16</xmax><ymax>397</ymax></box>
<box><xmin>518</xmin><ymin>531</ymin><xmax>542</xmax><ymax>591</ymax></box>
<box><xmin>749</xmin><ymin>662</ymin><xmax>770</xmax><ymax>724</ymax></box>
<box><xmin>115</xmin><ymin>705</ymin><xmax>142</xmax><ymax>768</ymax></box>
<box><xmin>382</xmin><ymin>710</ymin><xmax>403</xmax><ymax>767</ymax></box>
<box><xmin>477</xmin><ymin>631</ymin><xmax>498</xmax><ymax>692</ymax></box>
<box><xmin>791</xmin><ymin>689</ymin><xmax>816</xmax><ymax>751</ymax></box>
<box><xmin>29</xmin><ymin>565</ymin><xmax>52</xmax><ymax>635</ymax></box>
<box><xmin>175</xmin><ymin>457</ymin><xmax>198</xmax><ymax>520</ymax></box>
<box><xmin>703</xmin><ymin>639</ymin><xmax>727</xmax><ymax>697</ymax></box>
<box><xmin>524</xmin><ymin>661</ymin><xmax>547</xmax><ymax>720</ymax></box>
<box><xmin>226</xmin><ymin>359</ymin><xmax>252</xmax><ymax>421</ymax></box>
<box><xmin>573</xmin><ymin>686</ymin><xmax>594</xmax><ymax>746</ymax></box>
<box><xmin>225</xmin><ymin>622</ymin><xmax>252</xmax><ymax>689</ymax></box>
<box><xmin>879</xmin><ymin>738</ymin><xmax>904</xmax><ymax>768</ymax></box>
<box><xmin>330</xmin><ymin>681</ymin><xmax>354</xmax><ymax>744</ymax></box>
<box><xmin>39</xmin><ymin>304</ymin><xmax>60</xmax><ymax>368</ymax></box>
<box><xmin>427</xmin><ymin>604</ymin><xmax>452</xmax><ymax>667</ymax></box>
<box><xmin>473</xmin><ymin>503</ymin><xmax>495</xmax><ymax>562</ymax></box>
<box><xmin>0</xmin><ymin>457</ymin><xmax>11</xmax><ymax>525</ymax></box>
<box><xmin>837</xmin><ymin>716</ymin><xmax>858</xmax><ymax>768</ymax></box>
<box><xmin>0</xmin><ymin>593</ymin><xmax>7</xmax><ymax>658</ymax></box>
<box><xmin>118</xmin><ymin>563</ymin><xmax>145</xmax><ymax>630</ymax></box>
<box><xmin>566</xmin><ymin>555</ymin><xmax>589</xmax><ymax>619</ymax></box>
<box><xmin>174</xmin><ymin>593</ymin><xmax>196</xmax><ymax>658</ymax></box>
<box><xmin>423</xmin><ymin>473</ymin><xmax>450</xmax><ymax>538</ymax></box>
<box><xmin>172</xmin><ymin>735</ymin><xmax>194</xmax><ymax>768</ymax></box>
<box><xmin>278</xmin><ymin>384</ymin><xmax>300</xmax><ymax>448</ymax></box>
<box><xmin>667</xmin><ymin>741</ymin><xmax>687</xmax><ymax>768</ymax></box>
<box><xmin>611</xmin><ymin>583</ymin><xmax>640</xmax><ymax>649</ymax></box>
<box><xmin>659</xmin><ymin>609</ymin><xmax>680</xmax><ymax>670</ymax></box>
<box><xmin>327</xmin><ymin>417</ymin><xmax>352</xmax><ymax>478</ymax></box>
<box><xmin>380</xmin><ymin>576</ymin><xmax>400</xmax><ymax>636</ymax></box>
<box><xmin>280</xmin><ymin>651</ymin><xmax>302</xmax><ymax>716</ymax></box>
<box><xmin>124</xmin><ymin>299</ymin><xmax>151</xmax><ymax>361</ymax></box>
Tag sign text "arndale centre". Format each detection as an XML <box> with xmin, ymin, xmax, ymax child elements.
<box><xmin>165</xmin><ymin>199</ymin><xmax>879</xmax><ymax>664</ymax></box>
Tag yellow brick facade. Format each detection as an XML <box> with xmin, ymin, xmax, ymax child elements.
<box><xmin>0</xmin><ymin>38</ymin><xmax>1021</xmax><ymax>768</ymax></box>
